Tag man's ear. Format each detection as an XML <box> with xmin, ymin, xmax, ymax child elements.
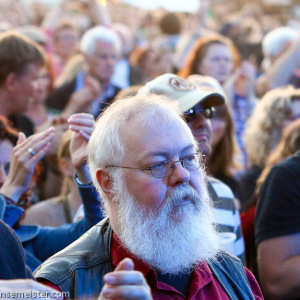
<box><xmin>96</xmin><ymin>169</ymin><xmax>114</xmax><ymax>199</ymax></box>
<box><xmin>5</xmin><ymin>73</ymin><xmax>18</xmax><ymax>91</ymax></box>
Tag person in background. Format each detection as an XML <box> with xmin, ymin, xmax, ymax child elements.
<box><xmin>0</xmin><ymin>220</ymin><xmax>62</xmax><ymax>299</ymax></box>
<box><xmin>22</xmin><ymin>115</ymin><xmax>94</xmax><ymax>227</ymax></box>
<box><xmin>254</xmin><ymin>119</ymin><xmax>300</xmax><ymax>299</ymax></box>
<box><xmin>0</xmin><ymin>31</ymin><xmax>44</xmax><ymax>137</ymax></box>
<box><xmin>188</xmin><ymin>74</ymin><xmax>242</xmax><ymax>197</ymax></box>
<box><xmin>46</xmin><ymin>25</ymin><xmax>121</xmax><ymax>119</ymax></box>
<box><xmin>0</xmin><ymin>113</ymin><xmax>102</xmax><ymax>271</ymax></box>
<box><xmin>256</xmin><ymin>26</ymin><xmax>300</xmax><ymax>97</ymax></box>
<box><xmin>129</xmin><ymin>46</ymin><xmax>156</xmax><ymax>85</ymax></box>
<box><xmin>178</xmin><ymin>34</ymin><xmax>257</xmax><ymax>169</ymax></box>
<box><xmin>239</xmin><ymin>86</ymin><xmax>300</xmax><ymax>211</ymax></box>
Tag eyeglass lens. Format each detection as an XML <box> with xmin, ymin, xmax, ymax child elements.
<box><xmin>184</xmin><ymin>106</ymin><xmax>215</xmax><ymax>122</ymax></box>
<box><xmin>151</xmin><ymin>154</ymin><xmax>203</xmax><ymax>178</ymax></box>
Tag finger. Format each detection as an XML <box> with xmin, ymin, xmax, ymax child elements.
<box><xmin>15</xmin><ymin>127</ymin><xmax>54</xmax><ymax>151</ymax></box>
<box><xmin>68</xmin><ymin>118</ymin><xmax>94</xmax><ymax>128</ymax></box>
<box><xmin>17</xmin><ymin>132</ymin><xmax>26</xmax><ymax>145</ymax></box>
<box><xmin>104</xmin><ymin>271</ymin><xmax>145</xmax><ymax>286</ymax></box>
<box><xmin>68</xmin><ymin>113</ymin><xmax>94</xmax><ymax>121</ymax></box>
<box><xmin>115</xmin><ymin>258</ymin><xmax>135</xmax><ymax>271</ymax></box>
<box><xmin>69</xmin><ymin>125</ymin><xmax>93</xmax><ymax>135</ymax></box>
<box><xmin>101</xmin><ymin>285</ymin><xmax>150</xmax><ymax>299</ymax></box>
<box><xmin>16</xmin><ymin>131</ymin><xmax>55</xmax><ymax>163</ymax></box>
<box><xmin>18</xmin><ymin>129</ymin><xmax>55</xmax><ymax>153</ymax></box>
<box><xmin>79</xmin><ymin>130</ymin><xmax>91</xmax><ymax>141</ymax></box>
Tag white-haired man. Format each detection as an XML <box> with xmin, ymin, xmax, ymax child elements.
<box><xmin>46</xmin><ymin>25</ymin><xmax>121</xmax><ymax>118</ymax></box>
<box><xmin>35</xmin><ymin>94</ymin><xmax>262</xmax><ymax>299</ymax></box>
<box><xmin>256</xmin><ymin>26</ymin><xmax>300</xmax><ymax>97</ymax></box>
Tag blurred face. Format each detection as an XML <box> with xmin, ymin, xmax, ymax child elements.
<box><xmin>86</xmin><ymin>41</ymin><xmax>118</xmax><ymax>83</ymax></box>
<box><xmin>55</xmin><ymin>27</ymin><xmax>78</xmax><ymax>61</ymax></box>
<box><xmin>33</xmin><ymin>67</ymin><xmax>51</xmax><ymax>103</ymax></box>
<box><xmin>0</xmin><ymin>139</ymin><xmax>13</xmax><ymax>188</ymax></box>
<box><xmin>197</xmin><ymin>43</ymin><xmax>233</xmax><ymax>85</ymax></box>
<box><xmin>185</xmin><ymin>105</ymin><xmax>213</xmax><ymax>156</ymax></box>
<box><xmin>282</xmin><ymin>100</ymin><xmax>300</xmax><ymax>129</ymax></box>
<box><xmin>141</xmin><ymin>50</ymin><xmax>156</xmax><ymax>78</ymax></box>
<box><xmin>12</xmin><ymin>63</ymin><xmax>40</xmax><ymax>113</ymax></box>
<box><xmin>156</xmin><ymin>50</ymin><xmax>173</xmax><ymax>75</ymax></box>
<box><xmin>210</xmin><ymin>110</ymin><xmax>227</xmax><ymax>148</ymax></box>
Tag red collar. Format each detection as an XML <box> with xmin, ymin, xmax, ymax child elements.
<box><xmin>110</xmin><ymin>232</ymin><xmax>213</xmax><ymax>295</ymax></box>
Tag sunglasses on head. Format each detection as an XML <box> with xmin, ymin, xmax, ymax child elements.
<box><xmin>184</xmin><ymin>105</ymin><xmax>216</xmax><ymax>122</ymax></box>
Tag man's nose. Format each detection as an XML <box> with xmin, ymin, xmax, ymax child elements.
<box><xmin>107</xmin><ymin>56</ymin><xmax>117</xmax><ymax>66</ymax></box>
<box><xmin>168</xmin><ymin>161</ymin><xmax>190</xmax><ymax>186</ymax></box>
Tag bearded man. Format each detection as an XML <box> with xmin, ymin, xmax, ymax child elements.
<box><xmin>35</xmin><ymin>95</ymin><xmax>262</xmax><ymax>300</ymax></box>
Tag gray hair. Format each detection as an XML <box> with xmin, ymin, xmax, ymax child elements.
<box><xmin>262</xmin><ymin>27</ymin><xmax>298</xmax><ymax>58</ymax></box>
<box><xmin>80</xmin><ymin>25</ymin><xmax>121</xmax><ymax>56</ymax></box>
<box><xmin>88</xmin><ymin>94</ymin><xmax>194</xmax><ymax>197</ymax></box>
<box><xmin>244</xmin><ymin>86</ymin><xmax>300</xmax><ymax>167</ymax></box>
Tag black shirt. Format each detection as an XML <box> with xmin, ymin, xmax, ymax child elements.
<box><xmin>255</xmin><ymin>152</ymin><xmax>300</xmax><ymax>245</ymax></box>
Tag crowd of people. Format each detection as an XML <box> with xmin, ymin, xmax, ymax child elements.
<box><xmin>0</xmin><ymin>0</ymin><xmax>299</xmax><ymax>299</ymax></box>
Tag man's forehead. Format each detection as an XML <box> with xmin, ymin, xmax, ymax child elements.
<box><xmin>120</xmin><ymin>114</ymin><xmax>197</xmax><ymax>155</ymax></box>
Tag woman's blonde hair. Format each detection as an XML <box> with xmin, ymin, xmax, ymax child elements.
<box><xmin>57</xmin><ymin>130</ymin><xmax>73</xmax><ymax>203</ymax></box>
<box><xmin>256</xmin><ymin>118</ymin><xmax>300</xmax><ymax>194</ymax></box>
<box><xmin>244</xmin><ymin>86</ymin><xmax>300</xmax><ymax>167</ymax></box>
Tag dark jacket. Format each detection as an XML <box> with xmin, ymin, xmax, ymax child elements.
<box><xmin>1</xmin><ymin>182</ymin><xmax>103</xmax><ymax>271</ymax></box>
<box><xmin>0</xmin><ymin>219</ymin><xmax>33</xmax><ymax>279</ymax></box>
<box><xmin>46</xmin><ymin>76</ymin><xmax>121</xmax><ymax>118</ymax></box>
<box><xmin>35</xmin><ymin>218</ymin><xmax>256</xmax><ymax>300</ymax></box>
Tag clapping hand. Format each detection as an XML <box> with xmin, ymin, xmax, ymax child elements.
<box><xmin>68</xmin><ymin>113</ymin><xmax>95</xmax><ymax>184</ymax></box>
<box><xmin>99</xmin><ymin>258</ymin><xmax>153</xmax><ymax>300</ymax></box>
<box><xmin>0</xmin><ymin>128</ymin><xmax>55</xmax><ymax>203</ymax></box>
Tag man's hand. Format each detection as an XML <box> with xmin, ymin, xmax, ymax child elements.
<box><xmin>224</xmin><ymin>60</ymin><xmax>256</xmax><ymax>100</ymax></box>
<box><xmin>99</xmin><ymin>258</ymin><xmax>152</xmax><ymax>300</ymax></box>
<box><xmin>62</xmin><ymin>75</ymin><xmax>101</xmax><ymax>117</ymax></box>
<box><xmin>68</xmin><ymin>113</ymin><xmax>95</xmax><ymax>184</ymax></box>
<box><xmin>0</xmin><ymin>128</ymin><xmax>55</xmax><ymax>202</ymax></box>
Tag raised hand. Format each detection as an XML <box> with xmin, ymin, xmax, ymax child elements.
<box><xmin>0</xmin><ymin>128</ymin><xmax>55</xmax><ymax>203</ymax></box>
<box><xmin>68</xmin><ymin>113</ymin><xmax>95</xmax><ymax>183</ymax></box>
<box><xmin>99</xmin><ymin>258</ymin><xmax>153</xmax><ymax>300</ymax></box>
<box><xmin>62</xmin><ymin>75</ymin><xmax>101</xmax><ymax>117</ymax></box>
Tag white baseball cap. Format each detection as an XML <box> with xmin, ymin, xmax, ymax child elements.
<box><xmin>137</xmin><ymin>73</ymin><xmax>225</xmax><ymax>113</ymax></box>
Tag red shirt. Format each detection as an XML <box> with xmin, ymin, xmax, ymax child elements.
<box><xmin>42</xmin><ymin>233</ymin><xmax>263</xmax><ymax>299</ymax></box>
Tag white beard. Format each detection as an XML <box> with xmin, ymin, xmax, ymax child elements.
<box><xmin>112</xmin><ymin>176</ymin><xmax>220</xmax><ymax>275</ymax></box>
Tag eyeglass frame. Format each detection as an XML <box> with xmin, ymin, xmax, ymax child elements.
<box><xmin>106</xmin><ymin>153</ymin><xmax>206</xmax><ymax>178</ymax></box>
<box><xmin>184</xmin><ymin>105</ymin><xmax>216</xmax><ymax>122</ymax></box>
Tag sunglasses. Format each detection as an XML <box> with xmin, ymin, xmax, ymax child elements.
<box><xmin>184</xmin><ymin>105</ymin><xmax>216</xmax><ymax>122</ymax></box>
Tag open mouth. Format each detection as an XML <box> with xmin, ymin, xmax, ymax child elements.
<box><xmin>174</xmin><ymin>196</ymin><xmax>192</xmax><ymax>206</ymax></box>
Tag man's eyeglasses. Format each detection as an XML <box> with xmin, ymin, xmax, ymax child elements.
<box><xmin>184</xmin><ymin>105</ymin><xmax>215</xmax><ymax>122</ymax></box>
<box><xmin>106</xmin><ymin>153</ymin><xmax>205</xmax><ymax>178</ymax></box>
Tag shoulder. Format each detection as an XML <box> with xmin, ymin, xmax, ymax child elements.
<box><xmin>22</xmin><ymin>198</ymin><xmax>65</xmax><ymax>227</ymax></box>
<box><xmin>262</xmin><ymin>154</ymin><xmax>300</xmax><ymax>193</ymax></box>
<box><xmin>207</xmin><ymin>176</ymin><xmax>236</xmax><ymax>212</ymax></box>
<box><xmin>207</xmin><ymin>176</ymin><xmax>234</xmax><ymax>198</ymax></box>
<box><xmin>34</xmin><ymin>219</ymin><xmax>111</xmax><ymax>284</ymax></box>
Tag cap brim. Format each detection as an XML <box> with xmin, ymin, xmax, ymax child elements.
<box><xmin>178</xmin><ymin>90</ymin><xmax>225</xmax><ymax>113</ymax></box>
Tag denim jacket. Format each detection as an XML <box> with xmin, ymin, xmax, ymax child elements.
<box><xmin>35</xmin><ymin>218</ymin><xmax>256</xmax><ymax>300</ymax></box>
<box><xmin>0</xmin><ymin>182</ymin><xmax>103</xmax><ymax>271</ymax></box>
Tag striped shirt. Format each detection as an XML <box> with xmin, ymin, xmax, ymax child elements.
<box><xmin>207</xmin><ymin>176</ymin><xmax>245</xmax><ymax>264</ymax></box>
